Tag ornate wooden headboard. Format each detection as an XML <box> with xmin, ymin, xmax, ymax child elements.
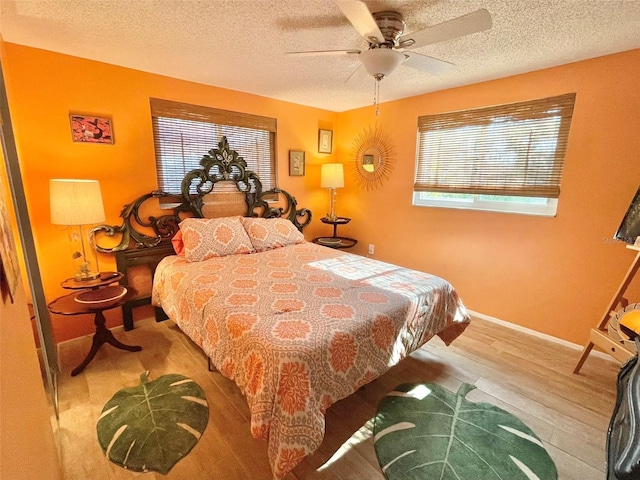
<box><xmin>92</xmin><ymin>136</ymin><xmax>311</xmax><ymax>253</ymax></box>
<box><xmin>91</xmin><ymin>136</ymin><xmax>312</xmax><ymax>330</ymax></box>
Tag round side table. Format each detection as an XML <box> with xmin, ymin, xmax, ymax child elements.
<box><xmin>60</xmin><ymin>271</ymin><xmax>123</xmax><ymax>290</ymax></box>
<box><xmin>48</xmin><ymin>286</ymin><xmax>141</xmax><ymax>376</ymax></box>
<box><xmin>314</xmin><ymin>216</ymin><xmax>358</xmax><ymax>249</ymax></box>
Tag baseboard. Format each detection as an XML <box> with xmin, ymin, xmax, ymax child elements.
<box><xmin>467</xmin><ymin>309</ymin><xmax>614</xmax><ymax>362</ymax></box>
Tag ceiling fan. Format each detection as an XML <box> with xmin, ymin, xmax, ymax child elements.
<box><xmin>287</xmin><ymin>0</ymin><xmax>492</xmax><ymax>82</ymax></box>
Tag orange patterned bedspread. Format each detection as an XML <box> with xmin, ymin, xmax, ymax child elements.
<box><xmin>152</xmin><ymin>242</ymin><xmax>469</xmax><ymax>478</ymax></box>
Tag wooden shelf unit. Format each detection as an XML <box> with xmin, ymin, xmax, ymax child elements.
<box><xmin>573</xmin><ymin>245</ymin><xmax>640</xmax><ymax>373</ymax></box>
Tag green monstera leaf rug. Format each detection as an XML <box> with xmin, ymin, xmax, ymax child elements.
<box><xmin>96</xmin><ymin>371</ymin><xmax>208</xmax><ymax>474</ymax></box>
<box><xmin>374</xmin><ymin>383</ymin><xmax>557</xmax><ymax>480</ymax></box>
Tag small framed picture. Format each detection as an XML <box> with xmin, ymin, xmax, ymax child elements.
<box><xmin>289</xmin><ymin>150</ymin><xmax>305</xmax><ymax>176</ymax></box>
<box><xmin>318</xmin><ymin>129</ymin><xmax>333</xmax><ymax>154</ymax></box>
<box><xmin>70</xmin><ymin>114</ymin><xmax>114</xmax><ymax>144</ymax></box>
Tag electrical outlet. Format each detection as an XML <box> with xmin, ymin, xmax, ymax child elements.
<box><xmin>368</xmin><ymin>244</ymin><xmax>375</xmax><ymax>255</ymax></box>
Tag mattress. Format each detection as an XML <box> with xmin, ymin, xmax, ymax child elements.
<box><xmin>152</xmin><ymin>241</ymin><xmax>469</xmax><ymax>478</ymax></box>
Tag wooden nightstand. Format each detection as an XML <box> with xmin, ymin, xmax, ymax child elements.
<box><xmin>49</xmin><ymin>278</ymin><xmax>142</xmax><ymax>376</ymax></box>
<box><xmin>313</xmin><ymin>216</ymin><xmax>358</xmax><ymax>249</ymax></box>
<box><xmin>60</xmin><ymin>271</ymin><xmax>123</xmax><ymax>290</ymax></box>
<box><xmin>115</xmin><ymin>244</ymin><xmax>174</xmax><ymax>330</ymax></box>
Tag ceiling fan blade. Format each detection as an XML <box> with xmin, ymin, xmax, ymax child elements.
<box><xmin>286</xmin><ymin>49</ymin><xmax>360</xmax><ymax>57</ymax></box>
<box><xmin>345</xmin><ymin>64</ymin><xmax>369</xmax><ymax>84</ymax></box>
<box><xmin>403</xmin><ymin>51</ymin><xmax>453</xmax><ymax>75</ymax></box>
<box><xmin>336</xmin><ymin>0</ymin><xmax>385</xmax><ymax>44</ymax></box>
<box><xmin>399</xmin><ymin>8</ymin><xmax>492</xmax><ymax>49</ymax></box>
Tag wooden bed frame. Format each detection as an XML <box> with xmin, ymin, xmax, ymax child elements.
<box><xmin>92</xmin><ymin>136</ymin><xmax>311</xmax><ymax>329</ymax></box>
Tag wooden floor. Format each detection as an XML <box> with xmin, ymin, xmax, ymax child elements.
<box><xmin>54</xmin><ymin>314</ymin><xmax>620</xmax><ymax>480</ymax></box>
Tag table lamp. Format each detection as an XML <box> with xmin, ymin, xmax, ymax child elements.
<box><xmin>50</xmin><ymin>179</ymin><xmax>105</xmax><ymax>281</ymax></box>
<box><xmin>321</xmin><ymin>163</ymin><xmax>344</xmax><ymax>221</ymax></box>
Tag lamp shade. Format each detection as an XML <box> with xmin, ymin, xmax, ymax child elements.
<box><xmin>321</xmin><ymin>164</ymin><xmax>344</xmax><ymax>189</ymax></box>
<box><xmin>50</xmin><ymin>179</ymin><xmax>106</xmax><ymax>225</ymax></box>
<box><xmin>359</xmin><ymin>48</ymin><xmax>406</xmax><ymax>78</ymax></box>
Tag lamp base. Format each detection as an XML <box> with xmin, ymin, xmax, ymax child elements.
<box><xmin>327</xmin><ymin>187</ymin><xmax>338</xmax><ymax>222</ymax></box>
<box><xmin>69</xmin><ymin>225</ymin><xmax>100</xmax><ymax>281</ymax></box>
<box><xmin>74</xmin><ymin>271</ymin><xmax>100</xmax><ymax>281</ymax></box>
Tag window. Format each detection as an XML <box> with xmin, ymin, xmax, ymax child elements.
<box><xmin>413</xmin><ymin>93</ymin><xmax>576</xmax><ymax>216</ymax></box>
<box><xmin>150</xmin><ymin>98</ymin><xmax>277</xmax><ymax>195</ymax></box>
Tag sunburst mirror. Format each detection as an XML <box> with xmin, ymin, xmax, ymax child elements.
<box><xmin>352</xmin><ymin>126</ymin><xmax>394</xmax><ymax>190</ymax></box>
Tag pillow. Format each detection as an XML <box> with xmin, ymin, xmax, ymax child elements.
<box><xmin>171</xmin><ymin>230</ymin><xmax>185</xmax><ymax>255</ymax></box>
<box><xmin>180</xmin><ymin>217</ymin><xmax>254</xmax><ymax>262</ymax></box>
<box><xmin>241</xmin><ymin>217</ymin><xmax>305</xmax><ymax>252</ymax></box>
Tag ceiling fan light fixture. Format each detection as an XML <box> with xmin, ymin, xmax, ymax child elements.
<box><xmin>359</xmin><ymin>48</ymin><xmax>405</xmax><ymax>78</ymax></box>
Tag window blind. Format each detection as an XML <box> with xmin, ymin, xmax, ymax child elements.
<box><xmin>414</xmin><ymin>93</ymin><xmax>576</xmax><ymax>198</ymax></box>
<box><xmin>150</xmin><ymin>98</ymin><xmax>277</xmax><ymax>194</ymax></box>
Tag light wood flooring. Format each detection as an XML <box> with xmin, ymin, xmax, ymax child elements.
<box><xmin>54</xmin><ymin>314</ymin><xmax>620</xmax><ymax>480</ymax></box>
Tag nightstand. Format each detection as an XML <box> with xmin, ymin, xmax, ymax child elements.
<box><xmin>115</xmin><ymin>244</ymin><xmax>174</xmax><ymax>330</ymax></box>
<box><xmin>60</xmin><ymin>271</ymin><xmax>123</xmax><ymax>290</ymax></box>
<box><xmin>49</xmin><ymin>273</ymin><xmax>142</xmax><ymax>376</ymax></box>
<box><xmin>312</xmin><ymin>216</ymin><xmax>358</xmax><ymax>249</ymax></box>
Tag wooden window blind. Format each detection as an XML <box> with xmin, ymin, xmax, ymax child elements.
<box><xmin>150</xmin><ymin>98</ymin><xmax>277</xmax><ymax>194</ymax></box>
<box><xmin>414</xmin><ymin>93</ymin><xmax>576</xmax><ymax>198</ymax></box>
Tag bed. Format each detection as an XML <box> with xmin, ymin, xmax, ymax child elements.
<box><xmin>93</xmin><ymin>137</ymin><xmax>470</xmax><ymax>479</ymax></box>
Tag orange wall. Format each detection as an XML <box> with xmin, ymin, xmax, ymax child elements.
<box><xmin>3</xmin><ymin>42</ymin><xmax>640</xmax><ymax>346</ymax></box>
<box><xmin>2</xmin><ymin>43</ymin><xmax>335</xmax><ymax>341</ymax></box>
<box><xmin>0</xmin><ymin>36</ymin><xmax>62</xmax><ymax>477</ymax></box>
<box><xmin>335</xmin><ymin>49</ymin><xmax>640</xmax><ymax>345</ymax></box>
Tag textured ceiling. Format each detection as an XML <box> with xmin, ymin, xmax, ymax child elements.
<box><xmin>1</xmin><ymin>0</ymin><xmax>640</xmax><ymax>112</ymax></box>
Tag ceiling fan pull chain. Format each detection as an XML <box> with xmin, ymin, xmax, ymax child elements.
<box><xmin>374</xmin><ymin>76</ymin><xmax>381</xmax><ymax>116</ymax></box>
<box><xmin>373</xmin><ymin>79</ymin><xmax>377</xmax><ymax>115</ymax></box>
